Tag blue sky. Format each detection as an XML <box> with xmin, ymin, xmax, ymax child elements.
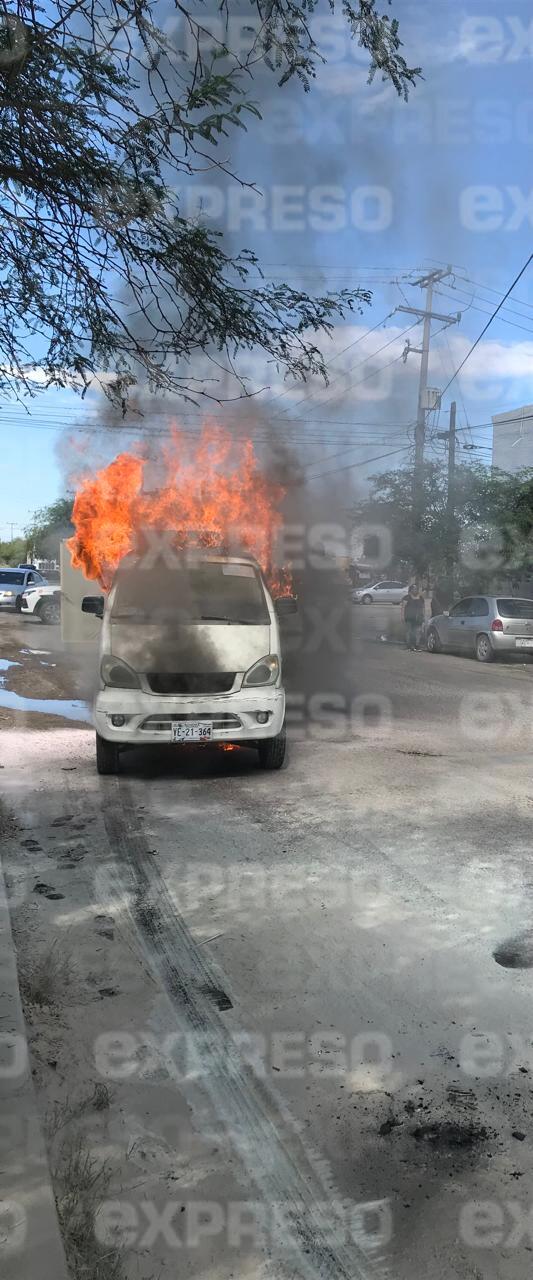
<box><xmin>2</xmin><ymin>0</ymin><xmax>533</xmax><ymax>533</ymax></box>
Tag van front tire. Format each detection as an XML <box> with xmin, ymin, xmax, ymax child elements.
<box><xmin>96</xmin><ymin>733</ymin><xmax>120</xmax><ymax>775</ymax></box>
<box><xmin>257</xmin><ymin>728</ymin><xmax>286</xmax><ymax>770</ymax></box>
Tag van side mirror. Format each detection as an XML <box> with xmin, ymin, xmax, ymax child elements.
<box><xmin>82</xmin><ymin>595</ymin><xmax>104</xmax><ymax>619</ymax></box>
<box><xmin>275</xmin><ymin>596</ymin><xmax>298</xmax><ymax>616</ymax></box>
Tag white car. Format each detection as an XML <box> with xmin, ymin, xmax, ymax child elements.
<box><xmin>353</xmin><ymin>580</ymin><xmax>408</xmax><ymax>605</ymax></box>
<box><xmin>20</xmin><ymin>584</ymin><xmax>61</xmax><ymax>624</ymax></box>
<box><xmin>81</xmin><ymin>551</ymin><xmax>296</xmax><ymax>775</ymax></box>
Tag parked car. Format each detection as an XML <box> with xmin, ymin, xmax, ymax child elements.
<box><xmin>0</xmin><ymin>566</ymin><xmax>48</xmax><ymax>609</ymax></box>
<box><xmin>353</xmin><ymin>580</ymin><xmax>409</xmax><ymax>605</ymax></box>
<box><xmin>81</xmin><ymin>551</ymin><xmax>297</xmax><ymax>775</ymax></box>
<box><xmin>20</xmin><ymin>583</ymin><xmax>61</xmax><ymax>624</ymax></box>
<box><xmin>426</xmin><ymin>595</ymin><xmax>533</xmax><ymax>662</ymax></box>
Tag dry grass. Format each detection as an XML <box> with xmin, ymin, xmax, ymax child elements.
<box><xmin>52</xmin><ymin>1132</ymin><xmax>125</xmax><ymax>1280</ymax></box>
<box><xmin>19</xmin><ymin>937</ymin><xmax>74</xmax><ymax>1008</ymax></box>
<box><xmin>45</xmin><ymin>1084</ymin><xmax>111</xmax><ymax>1141</ymax></box>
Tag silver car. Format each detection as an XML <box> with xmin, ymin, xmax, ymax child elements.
<box><xmin>353</xmin><ymin>579</ymin><xmax>409</xmax><ymax>605</ymax></box>
<box><xmin>427</xmin><ymin>595</ymin><xmax>533</xmax><ymax>662</ymax></box>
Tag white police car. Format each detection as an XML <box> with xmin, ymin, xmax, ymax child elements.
<box><xmin>20</xmin><ymin>583</ymin><xmax>61</xmax><ymax>624</ymax></box>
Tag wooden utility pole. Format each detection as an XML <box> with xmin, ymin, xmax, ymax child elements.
<box><xmin>438</xmin><ymin>400</ymin><xmax>457</xmax><ymax>583</ymax></box>
<box><xmin>446</xmin><ymin>400</ymin><xmax>456</xmax><ymax>520</ymax></box>
<box><xmin>446</xmin><ymin>400</ymin><xmax>457</xmax><ymax>583</ymax></box>
<box><xmin>397</xmin><ymin>267</ymin><xmax>460</xmax><ymax>519</ymax></box>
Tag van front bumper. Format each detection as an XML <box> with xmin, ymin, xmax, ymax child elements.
<box><xmin>94</xmin><ymin>686</ymin><xmax>285</xmax><ymax>745</ymax></box>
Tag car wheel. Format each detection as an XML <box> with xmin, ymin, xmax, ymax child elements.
<box><xmin>14</xmin><ymin>596</ymin><xmax>22</xmax><ymax>612</ymax></box>
<box><xmin>361</xmin><ymin>594</ymin><xmax>373</xmax><ymax>605</ymax></box>
<box><xmin>475</xmin><ymin>633</ymin><xmax>494</xmax><ymax>663</ymax></box>
<box><xmin>96</xmin><ymin>733</ymin><xmax>120</xmax><ymax>775</ymax></box>
<box><xmin>426</xmin><ymin>627</ymin><xmax>441</xmax><ymax>654</ymax></box>
<box><xmin>38</xmin><ymin>598</ymin><xmax>61</xmax><ymax>625</ymax></box>
<box><xmin>257</xmin><ymin>728</ymin><xmax>286</xmax><ymax>770</ymax></box>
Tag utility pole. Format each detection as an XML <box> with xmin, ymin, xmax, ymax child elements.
<box><xmin>446</xmin><ymin>400</ymin><xmax>456</xmax><ymax>524</ymax></box>
<box><xmin>398</xmin><ymin>267</ymin><xmax>461</xmax><ymax>520</ymax></box>
<box><xmin>438</xmin><ymin>400</ymin><xmax>457</xmax><ymax>585</ymax></box>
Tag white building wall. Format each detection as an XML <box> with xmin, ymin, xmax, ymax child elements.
<box><xmin>492</xmin><ymin>406</ymin><xmax>533</xmax><ymax>474</ymax></box>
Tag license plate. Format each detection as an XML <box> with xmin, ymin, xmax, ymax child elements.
<box><xmin>172</xmin><ymin>721</ymin><xmax>213</xmax><ymax>742</ymax></box>
<box><xmin>516</xmin><ymin>638</ymin><xmax>533</xmax><ymax>649</ymax></box>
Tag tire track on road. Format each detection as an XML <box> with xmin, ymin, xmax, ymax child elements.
<box><xmin>95</xmin><ymin>775</ymin><xmax>387</xmax><ymax>1280</ymax></box>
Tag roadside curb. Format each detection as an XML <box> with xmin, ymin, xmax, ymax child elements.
<box><xmin>0</xmin><ymin>858</ymin><xmax>70</xmax><ymax>1280</ymax></box>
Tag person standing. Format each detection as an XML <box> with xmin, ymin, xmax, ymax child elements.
<box><xmin>403</xmin><ymin>583</ymin><xmax>425</xmax><ymax>650</ymax></box>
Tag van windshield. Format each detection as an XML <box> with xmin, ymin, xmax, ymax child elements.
<box><xmin>111</xmin><ymin>562</ymin><xmax>270</xmax><ymax>624</ymax></box>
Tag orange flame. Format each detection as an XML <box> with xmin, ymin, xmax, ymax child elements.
<box><xmin>67</xmin><ymin>424</ymin><xmax>292</xmax><ymax>594</ymax></box>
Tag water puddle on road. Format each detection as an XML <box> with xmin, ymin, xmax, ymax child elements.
<box><xmin>0</xmin><ymin>654</ymin><xmax>89</xmax><ymax>720</ymax></box>
<box><xmin>0</xmin><ymin>685</ymin><xmax>90</xmax><ymax>721</ymax></box>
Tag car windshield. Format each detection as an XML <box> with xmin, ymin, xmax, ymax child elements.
<box><xmin>0</xmin><ymin>570</ymin><xmax>24</xmax><ymax>584</ymax></box>
<box><xmin>111</xmin><ymin>561</ymin><xmax>270</xmax><ymax>624</ymax></box>
<box><xmin>497</xmin><ymin>598</ymin><xmax>533</xmax><ymax>619</ymax></box>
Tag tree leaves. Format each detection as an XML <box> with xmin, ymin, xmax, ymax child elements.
<box><xmin>0</xmin><ymin>0</ymin><xmax>419</xmax><ymax>407</ymax></box>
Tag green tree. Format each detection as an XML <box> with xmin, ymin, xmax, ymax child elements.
<box><xmin>25</xmin><ymin>497</ymin><xmax>74</xmax><ymax>559</ymax></box>
<box><xmin>0</xmin><ymin>535</ymin><xmax>26</xmax><ymax>565</ymax></box>
<box><xmin>352</xmin><ymin>461</ymin><xmax>533</xmax><ymax>587</ymax></box>
<box><xmin>0</xmin><ymin>0</ymin><xmax>420</xmax><ymax>409</ymax></box>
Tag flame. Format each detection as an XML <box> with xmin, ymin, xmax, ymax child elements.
<box><xmin>67</xmin><ymin>424</ymin><xmax>292</xmax><ymax>594</ymax></box>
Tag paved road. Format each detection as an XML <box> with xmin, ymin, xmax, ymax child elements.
<box><xmin>2</xmin><ymin>604</ymin><xmax>533</xmax><ymax>1279</ymax></box>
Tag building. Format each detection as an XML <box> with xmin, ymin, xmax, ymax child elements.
<box><xmin>492</xmin><ymin>405</ymin><xmax>533</xmax><ymax>474</ymax></box>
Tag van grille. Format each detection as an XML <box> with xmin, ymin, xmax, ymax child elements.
<box><xmin>147</xmin><ymin>672</ymin><xmax>236</xmax><ymax>694</ymax></box>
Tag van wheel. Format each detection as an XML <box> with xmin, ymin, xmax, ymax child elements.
<box><xmin>476</xmin><ymin>633</ymin><xmax>494</xmax><ymax>663</ymax></box>
<box><xmin>96</xmin><ymin>733</ymin><xmax>120</xmax><ymax>775</ymax></box>
<box><xmin>257</xmin><ymin>729</ymin><xmax>286</xmax><ymax>770</ymax></box>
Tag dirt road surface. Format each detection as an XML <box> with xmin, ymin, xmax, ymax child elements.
<box><xmin>2</xmin><ymin>605</ymin><xmax>533</xmax><ymax>1278</ymax></box>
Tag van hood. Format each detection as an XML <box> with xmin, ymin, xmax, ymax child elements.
<box><xmin>110</xmin><ymin>620</ymin><xmax>272</xmax><ymax>674</ymax></box>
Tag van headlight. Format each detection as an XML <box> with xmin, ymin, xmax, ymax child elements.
<box><xmin>243</xmin><ymin>655</ymin><xmax>280</xmax><ymax>687</ymax></box>
<box><xmin>100</xmin><ymin>655</ymin><xmax>140</xmax><ymax>689</ymax></box>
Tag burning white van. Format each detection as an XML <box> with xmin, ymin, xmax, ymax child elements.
<box><xmin>82</xmin><ymin>550</ymin><xmax>295</xmax><ymax>774</ymax></box>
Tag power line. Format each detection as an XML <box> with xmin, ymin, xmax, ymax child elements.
<box><xmin>434</xmin><ymin>285</ymin><xmax>533</xmax><ymax>338</ymax></box>
<box><xmin>300</xmin><ymin>425</ymin><xmax>415</xmax><ymax>471</ymax></box>
<box><xmin>305</xmin><ymin>443</ymin><xmax>412</xmax><ymax>482</ymax></box>
<box><xmin>422</xmin><ymin>260</ymin><xmax>533</xmax><ymax>314</ymax></box>
<box><xmin>266</xmin><ymin>309</ymin><xmax>397</xmax><ymax>412</ymax></box>
<box><xmin>272</xmin><ymin>318</ymin><xmax>421</xmax><ymax>419</ymax></box>
<box><xmin>438</xmin><ymin>254</ymin><xmax>533</xmax><ymax>399</ymax></box>
<box><xmin>457</xmin><ymin>274</ymin><xmax>533</xmax><ymax>316</ymax></box>
<box><xmin>0</xmin><ymin>414</ymin><xmax>417</xmax><ymax>441</ymax></box>
<box><xmin>3</xmin><ymin>408</ymin><xmax>528</xmax><ymax>439</ymax></box>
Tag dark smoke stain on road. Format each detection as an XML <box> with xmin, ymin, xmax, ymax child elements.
<box><xmin>411</xmin><ymin>1121</ymin><xmax>489</xmax><ymax>1150</ymax></box>
<box><xmin>493</xmin><ymin>931</ymin><xmax>533</xmax><ymax>968</ymax></box>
